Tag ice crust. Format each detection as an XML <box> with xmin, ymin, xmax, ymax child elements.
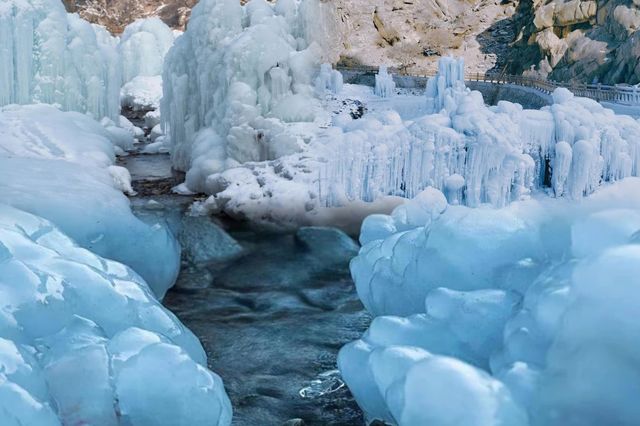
<box><xmin>0</xmin><ymin>0</ymin><xmax>121</xmax><ymax>121</ymax></box>
<box><xmin>339</xmin><ymin>179</ymin><xmax>640</xmax><ymax>425</ymax></box>
<box><xmin>0</xmin><ymin>104</ymin><xmax>178</xmax><ymax>298</ymax></box>
<box><xmin>0</xmin><ymin>204</ymin><xmax>232</xmax><ymax>426</ymax></box>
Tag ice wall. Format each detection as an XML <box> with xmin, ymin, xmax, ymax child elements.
<box><xmin>340</xmin><ymin>179</ymin><xmax>640</xmax><ymax>425</ymax></box>
<box><xmin>119</xmin><ymin>18</ymin><xmax>175</xmax><ymax>111</ymax></box>
<box><xmin>321</xmin><ymin>58</ymin><xmax>640</xmax><ymax>208</ymax></box>
<box><xmin>120</xmin><ymin>18</ymin><xmax>175</xmax><ymax>84</ymax></box>
<box><xmin>0</xmin><ymin>0</ymin><xmax>121</xmax><ymax>121</ymax></box>
<box><xmin>162</xmin><ymin>0</ymin><xmax>338</xmax><ymax>193</ymax></box>
<box><xmin>0</xmin><ymin>204</ymin><xmax>232</xmax><ymax>425</ymax></box>
<box><xmin>425</xmin><ymin>56</ymin><xmax>466</xmax><ymax>113</ymax></box>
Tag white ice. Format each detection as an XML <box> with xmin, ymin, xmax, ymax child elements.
<box><xmin>0</xmin><ymin>204</ymin><xmax>232</xmax><ymax>425</ymax></box>
<box><xmin>0</xmin><ymin>0</ymin><xmax>121</xmax><ymax>121</ymax></box>
<box><xmin>163</xmin><ymin>12</ymin><xmax>640</xmax><ymax>227</ymax></box>
<box><xmin>0</xmin><ymin>104</ymin><xmax>177</xmax><ymax>298</ymax></box>
<box><xmin>119</xmin><ymin>18</ymin><xmax>175</xmax><ymax>111</ymax></box>
<box><xmin>339</xmin><ymin>178</ymin><xmax>640</xmax><ymax>425</ymax></box>
<box><xmin>374</xmin><ymin>66</ymin><xmax>396</xmax><ymax>98</ymax></box>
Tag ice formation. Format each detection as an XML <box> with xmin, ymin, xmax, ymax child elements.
<box><xmin>0</xmin><ymin>105</ymin><xmax>178</xmax><ymax>298</ymax></box>
<box><xmin>315</xmin><ymin>63</ymin><xmax>344</xmax><ymax>94</ymax></box>
<box><xmin>0</xmin><ymin>0</ymin><xmax>121</xmax><ymax>121</ymax></box>
<box><xmin>167</xmin><ymin>36</ymin><xmax>640</xmax><ymax>227</ymax></box>
<box><xmin>162</xmin><ymin>0</ymin><xmax>341</xmax><ymax>193</ymax></box>
<box><xmin>322</xmin><ymin>57</ymin><xmax>640</xmax><ymax>208</ymax></box>
<box><xmin>119</xmin><ymin>18</ymin><xmax>175</xmax><ymax>111</ymax></box>
<box><xmin>121</xmin><ymin>75</ymin><xmax>164</xmax><ymax>112</ymax></box>
<box><xmin>339</xmin><ymin>179</ymin><xmax>640</xmax><ymax>425</ymax></box>
<box><xmin>119</xmin><ymin>18</ymin><xmax>175</xmax><ymax>85</ymax></box>
<box><xmin>425</xmin><ymin>56</ymin><xmax>466</xmax><ymax>113</ymax></box>
<box><xmin>374</xmin><ymin>66</ymin><xmax>396</xmax><ymax>98</ymax></box>
<box><xmin>0</xmin><ymin>204</ymin><xmax>232</xmax><ymax>425</ymax></box>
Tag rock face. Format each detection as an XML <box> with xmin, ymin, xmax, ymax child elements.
<box><xmin>62</xmin><ymin>0</ymin><xmax>196</xmax><ymax>33</ymax></box>
<box><xmin>512</xmin><ymin>0</ymin><xmax>640</xmax><ymax>84</ymax></box>
<box><xmin>63</xmin><ymin>0</ymin><xmax>640</xmax><ymax>83</ymax></box>
<box><xmin>335</xmin><ymin>0</ymin><xmax>519</xmax><ymax>74</ymax></box>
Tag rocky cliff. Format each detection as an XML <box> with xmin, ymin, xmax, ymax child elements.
<box><xmin>62</xmin><ymin>0</ymin><xmax>196</xmax><ymax>32</ymax></box>
<box><xmin>510</xmin><ymin>0</ymin><xmax>640</xmax><ymax>84</ymax></box>
<box><xmin>62</xmin><ymin>0</ymin><xmax>640</xmax><ymax>84</ymax></box>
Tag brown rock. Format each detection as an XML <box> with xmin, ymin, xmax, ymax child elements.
<box><xmin>373</xmin><ymin>8</ymin><xmax>401</xmax><ymax>46</ymax></box>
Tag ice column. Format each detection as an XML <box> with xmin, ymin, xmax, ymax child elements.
<box><xmin>425</xmin><ymin>56</ymin><xmax>466</xmax><ymax>113</ymax></box>
<box><xmin>315</xmin><ymin>63</ymin><xmax>343</xmax><ymax>94</ymax></box>
<box><xmin>375</xmin><ymin>66</ymin><xmax>396</xmax><ymax>98</ymax></box>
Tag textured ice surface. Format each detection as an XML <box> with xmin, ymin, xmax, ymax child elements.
<box><xmin>0</xmin><ymin>204</ymin><xmax>231</xmax><ymax>425</ymax></box>
<box><xmin>119</xmin><ymin>18</ymin><xmax>175</xmax><ymax>111</ymax></box>
<box><xmin>166</xmin><ymin>41</ymin><xmax>640</xmax><ymax>227</ymax></box>
<box><xmin>162</xmin><ymin>0</ymin><xmax>338</xmax><ymax>187</ymax></box>
<box><xmin>120</xmin><ymin>18</ymin><xmax>175</xmax><ymax>84</ymax></box>
<box><xmin>322</xmin><ymin>58</ymin><xmax>640</xmax><ymax>208</ymax></box>
<box><xmin>339</xmin><ymin>179</ymin><xmax>640</xmax><ymax>425</ymax></box>
<box><xmin>0</xmin><ymin>0</ymin><xmax>121</xmax><ymax>120</ymax></box>
<box><xmin>0</xmin><ymin>105</ymin><xmax>178</xmax><ymax>298</ymax></box>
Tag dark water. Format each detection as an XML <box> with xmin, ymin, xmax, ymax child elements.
<box><xmin>131</xmin><ymin>193</ymin><xmax>369</xmax><ymax>425</ymax></box>
<box><xmin>121</xmin><ymin>129</ymin><xmax>370</xmax><ymax>425</ymax></box>
<box><xmin>163</xmin><ymin>220</ymin><xmax>369</xmax><ymax>426</ymax></box>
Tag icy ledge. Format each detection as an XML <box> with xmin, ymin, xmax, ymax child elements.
<box><xmin>339</xmin><ymin>179</ymin><xmax>640</xmax><ymax>425</ymax></box>
<box><xmin>0</xmin><ymin>104</ymin><xmax>178</xmax><ymax>298</ymax></box>
<box><xmin>0</xmin><ymin>204</ymin><xmax>231</xmax><ymax>425</ymax></box>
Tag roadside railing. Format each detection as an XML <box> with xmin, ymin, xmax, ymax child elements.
<box><xmin>337</xmin><ymin>66</ymin><xmax>640</xmax><ymax>106</ymax></box>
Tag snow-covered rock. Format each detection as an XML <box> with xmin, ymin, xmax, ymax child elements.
<box><xmin>121</xmin><ymin>75</ymin><xmax>165</xmax><ymax>112</ymax></box>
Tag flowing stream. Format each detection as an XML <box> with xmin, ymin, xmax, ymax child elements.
<box><xmin>120</xmin><ymin>141</ymin><xmax>369</xmax><ymax>425</ymax></box>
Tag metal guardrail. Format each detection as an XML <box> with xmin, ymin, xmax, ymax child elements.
<box><xmin>337</xmin><ymin>66</ymin><xmax>640</xmax><ymax>106</ymax></box>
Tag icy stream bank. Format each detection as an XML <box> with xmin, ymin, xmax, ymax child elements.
<box><xmin>119</xmin><ymin>141</ymin><xmax>369</xmax><ymax>424</ymax></box>
<box><xmin>165</xmin><ymin>218</ymin><xmax>369</xmax><ymax>425</ymax></box>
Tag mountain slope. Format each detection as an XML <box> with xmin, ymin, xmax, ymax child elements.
<box><xmin>63</xmin><ymin>0</ymin><xmax>640</xmax><ymax>84</ymax></box>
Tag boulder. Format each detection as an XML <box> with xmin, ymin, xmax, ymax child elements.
<box><xmin>554</xmin><ymin>0</ymin><xmax>596</xmax><ymax>26</ymax></box>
